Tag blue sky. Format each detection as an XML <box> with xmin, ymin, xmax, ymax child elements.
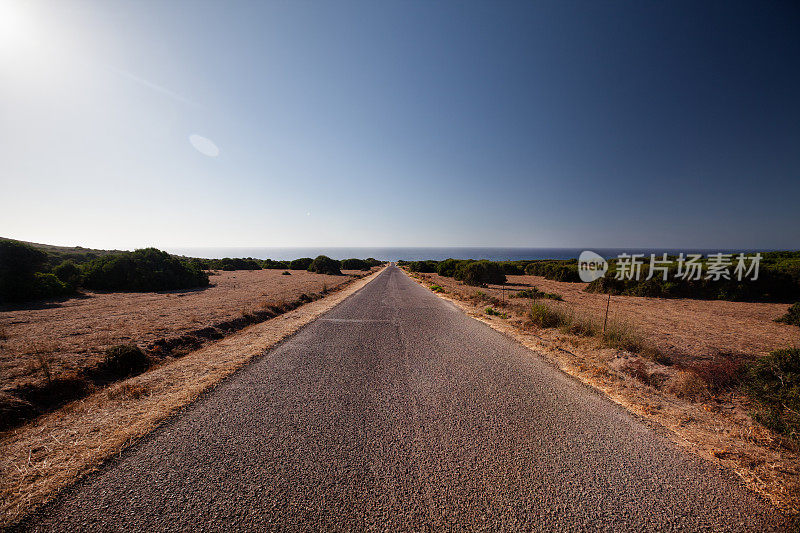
<box><xmin>1</xmin><ymin>1</ymin><xmax>798</xmax><ymax>250</ymax></box>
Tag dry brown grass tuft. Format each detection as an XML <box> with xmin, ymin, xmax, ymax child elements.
<box><xmin>690</xmin><ymin>355</ymin><xmax>745</xmax><ymax>392</ymax></box>
<box><xmin>666</xmin><ymin>370</ymin><xmax>709</xmax><ymax>401</ymax></box>
<box><xmin>107</xmin><ymin>382</ymin><xmax>150</xmax><ymax>400</ymax></box>
<box><xmin>621</xmin><ymin>359</ymin><xmax>667</xmax><ymax>388</ymax></box>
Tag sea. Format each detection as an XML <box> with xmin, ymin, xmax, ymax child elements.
<box><xmin>164</xmin><ymin>247</ymin><xmax>766</xmax><ymax>262</ymax></box>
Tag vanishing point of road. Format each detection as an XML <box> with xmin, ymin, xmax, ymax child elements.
<box><xmin>23</xmin><ymin>266</ymin><xmax>788</xmax><ymax>531</ymax></box>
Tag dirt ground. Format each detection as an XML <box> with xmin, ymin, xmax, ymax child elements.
<box><xmin>0</xmin><ymin>269</ymin><xmax>368</xmax><ymax>391</ymax></box>
<box><xmin>425</xmin><ymin>273</ymin><xmax>800</xmax><ymax>363</ymax></box>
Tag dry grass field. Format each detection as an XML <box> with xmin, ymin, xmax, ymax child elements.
<box><xmin>0</xmin><ymin>269</ymin><xmax>367</xmax><ymax>393</ymax></box>
<box><xmin>424</xmin><ymin>273</ymin><xmax>799</xmax><ymax>362</ymax></box>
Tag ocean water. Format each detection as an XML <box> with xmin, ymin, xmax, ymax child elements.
<box><xmin>164</xmin><ymin>247</ymin><xmax>762</xmax><ymax>262</ymax></box>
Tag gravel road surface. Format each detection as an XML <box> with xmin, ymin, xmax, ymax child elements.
<box><xmin>23</xmin><ymin>265</ymin><xmax>789</xmax><ymax>531</ymax></box>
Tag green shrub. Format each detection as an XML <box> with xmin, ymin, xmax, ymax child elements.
<box><xmin>308</xmin><ymin>255</ymin><xmax>342</xmax><ymax>275</ymax></box>
<box><xmin>485</xmin><ymin>307</ymin><xmax>508</xmax><ymax>318</ymax></box>
<box><xmin>436</xmin><ymin>258</ymin><xmax>466</xmax><ymax>277</ymax></box>
<box><xmin>499</xmin><ymin>261</ymin><xmax>527</xmax><ymax>275</ymax></box>
<box><xmin>53</xmin><ymin>260</ymin><xmax>83</xmax><ymax>289</ymax></box>
<box><xmin>290</xmin><ymin>257</ymin><xmax>314</xmax><ymax>270</ymax></box>
<box><xmin>82</xmin><ymin>248</ymin><xmax>209</xmax><ymax>292</ymax></box>
<box><xmin>430</xmin><ymin>284</ymin><xmax>444</xmax><ymax>293</ymax></box>
<box><xmin>745</xmin><ymin>348</ymin><xmax>800</xmax><ymax>439</ymax></box>
<box><xmin>585</xmin><ymin>253</ymin><xmax>800</xmax><ymax>303</ymax></box>
<box><xmin>31</xmin><ymin>273</ymin><xmax>70</xmax><ymax>299</ymax></box>
<box><xmin>563</xmin><ymin>315</ymin><xmax>598</xmax><ymax>337</ymax></box>
<box><xmin>777</xmin><ymin>303</ymin><xmax>800</xmax><ymax>327</ymax></box>
<box><xmin>512</xmin><ymin>287</ymin><xmax>563</xmax><ymax>301</ymax></box>
<box><xmin>218</xmin><ymin>258</ymin><xmax>262</xmax><ymax>271</ymax></box>
<box><xmin>408</xmin><ymin>260</ymin><xmax>438</xmax><ymax>273</ymax></box>
<box><xmin>528</xmin><ymin>302</ymin><xmax>567</xmax><ymax>328</ymax></box>
<box><xmin>341</xmin><ymin>258</ymin><xmax>370</xmax><ymax>270</ymax></box>
<box><xmin>365</xmin><ymin>258</ymin><xmax>383</xmax><ymax>267</ymax></box>
<box><xmin>524</xmin><ymin>260</ymin><xmax>581</xmax><ymax>282</ymax></box>
<box><xmin>0</xmin><ymin>239</ymin><xmax>72</xmax><ymax>302</ymax></box>
<box><xmin>261</xmin><ymin>259</ymin><xmax>290</xmax><ymax>269</ymax></box>
<box><xmin>455</xmin><ymin>261</ymin><xmax>506</xmax><ymax>286</ymax></box>
<box><xmin>601</xmin><ymin>320</ymin><xmax>645</xmax><ymax>353</ymax></box>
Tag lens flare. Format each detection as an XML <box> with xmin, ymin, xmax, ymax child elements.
<box><xmin>189</xmin><ymin>134</ymin><xmax>219</xmax><ymax>157</ymax></box>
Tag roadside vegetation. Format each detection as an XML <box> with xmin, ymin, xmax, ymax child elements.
<box><xmin>485</xmin><ymin>307</ymin><xmax>508</xmax><ymax>318</ymax></box>
<box><xmin>308</xmin><ymin>255</ymin><xmax>343</xmax><ymax>275</ymax></box>
<box><xmin>82</xmin><ymin>248</ymin><xmax>209</xmax><ymax>292</ymax></box>
<box><xmin>777</xmin><ymin>303</ymin><xmax>800</xmax><ymax>327</ymax></box>
<box><xmin>1</xmin><ymin>239</ymin><xmax>76</xmax><ymax>302</ymax></box>
<box><xmin>404</xmin><ymin>253</ymin><xmax>800</xmax><ymax>302</ymax></box>
<box><xmin>405</xmin><ymin>259</ymin><xmax>506</xmax><ymax>286</ymax></box>
<box><xmin>586</xmin><ymin>252</ymin><xmax>800</xmax><ymax>302</ymax></box>
<box><xmin>0</xmin><ymin>238</ymin><xmax>385</xmax><ymax>304</ymax></box>
<box><xmin>745</xmin><ymin>348</ymin><xmax>800</xmax><ymax>441</ymax></box>
<box><xmin>511</xmin><ymin>287</ymin><xmax>564</xmax><ymax>301</ymax></box>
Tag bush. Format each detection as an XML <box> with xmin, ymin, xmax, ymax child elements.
<box><xmin>455</xmin><ymin>261</ymin><xmax>506</xmax><ymax>286</ymax></box>
<box><xmin>745</xmin><ymin>348</ymin><xmax>800</xmax><ymax>439</ymax></box>
<box><xmin>31</xmin><ymin>272</ymin><xmax>70</xmax><ymax>299</ymax></box>
<box><xmin>218</xmin><ymin>258</ymin><xmax>261</xmax><ymax>271</ymax></box>
<box><xmin>408</xmin><ymin>260</ymin><xmax>438</xmax><ymax>273</ymax></box>
<box><xmin>667</xmin><ymin>370</ymin><xmax>709</xmax><ymax>401</ymax></box>
<box><xmin>82</xmin><ymin>248</ymin><xmax>209</xmax><ymax>292</ymax></box>
<box><xmin>436</xmin><ymin>258</ymin><xmax>465</xmax><ymax>277</ymax></box>
<box><xmin>91</xmin><ymin>344</ymin><xmax>151</xmax><ymax>381</ymax></box>
<box><xmin>485</xmin><ymin>307</ymin><xmax>508</xmax><ymax>318</ymax></box>
<box><xmin>585</xmin><ymin>253</ymin><xmax>800</xmax><ymax>303</ymax></box>
<box><xmin>528</xmin><ymin>302</ymin><xmax>567</xmax><ymax>329</ymax></box>
<box><xmin>308</xmin><ymin>255</ymin><xmax>342</xmax><ymax>275</ymax></box>
<box><xmin>0</xmin><ymin>239</ymin><xmax>72</xmax><ymax>302</ymax></box>
<box><xmin>282</xmin><ymin>271</ymin><xmax>291</xmax><ymax>275</ymax></box>
<box><xmin>53</xmin><ymin>260</ymin><xmax>82</xmax><ymax>289</ymax></box>
<box><xmin>524</xmin><ymin>260</ymin><xmax>581</xmax><ymax>282</ymax></box>
<box><xmin>262</xmin><ymin>259</ymin><xmax>290</xmax><ymax>269</ymax></box>
<box><xmin>290</xmin><ymin>257</ymin><xmax>314</xmax><ymax>270</ymax></box>
<box><xmin>499</xmin><ymin>261</ymin><xmax>527</xmax><ymax>275</ymax></box>
<box><xmin>777</xmin><ymin>303</ymin><xmax>800</xmax><ymax>327</ymax></box>
<box><xmin>601</xmin><ymin>320</ymin><xmax>645</xmax><ymax>353</ymax></box>
<box><xmin>341</xmin><ymin>258</ymin><xmax>370</xmax><ymax>270</ymax></box>
<box><xmin>430</xmin><ymin>284</ymin><xmax>444</xmax><ymax>293</ymax></box>
<box><xmin>512</xmin><ymin>287</ymin><xmax>563</xmax><ymax>301</ymax></box>
<box><xmin>691</xmin><ymin>356</ymin><xmax>744</xmax><ymax>391</ymax></box>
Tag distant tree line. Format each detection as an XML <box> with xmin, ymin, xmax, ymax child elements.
<box><xmin>0</xmin><ymin>239</ymin><xmax>384</xmax><ymax>303</ymax></box>
<box><xmin>400</xmin><ymin>253</ymin><xmax>800</xmax><ymax>302</ymax></box>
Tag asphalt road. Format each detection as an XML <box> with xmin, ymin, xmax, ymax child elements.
<box><xmin>24</xmin><ymin>265</ymin><xmax>788</xmax><ymax>531</ymax></box>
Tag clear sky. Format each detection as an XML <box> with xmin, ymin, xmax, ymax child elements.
<box><xmin>1</xmin><ymin>0</ymin><xmax>798</xmax><ymax>250</ymax></box>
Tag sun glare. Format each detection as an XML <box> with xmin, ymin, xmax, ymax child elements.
<box><xmin>0</xmin><ymin>0</ymin><xmax>36</xmax><ymax>52</ymax></box>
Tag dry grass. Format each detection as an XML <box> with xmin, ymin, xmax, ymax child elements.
<box><xmin>0</xmin><ymin>268</ymin><xmax>383</xmax><ymax>527</ymax></box>
<box><xmin>0</xmin><ymin>269</ymin><xmax>370</xmax><ymax>393</ymax></box>
<box><xmin>406</xmin><ymin>269</ymin><xmax>800</xmax><ymax>514</ymax></box>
